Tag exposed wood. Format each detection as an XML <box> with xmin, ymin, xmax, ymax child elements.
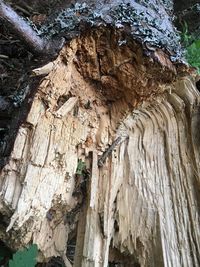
<box><xmin>0</xmin><ymin>1</ymin><xmax>199</xmax><ymax>267</ymax></box>
<box><xmin>31</xmin><ymin>62</ymin><xmax>56</xmax><ymax>76</ymax></box>
<box><xmin>0</xmin><ymin>26</ymin><xmax>199</xmax><ymax>266</ymax></box>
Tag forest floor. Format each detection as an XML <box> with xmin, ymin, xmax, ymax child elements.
<box><xmin>0</xmin><ymin>0</ymin><xmax>67</xmax><ymax>96</ymax></box>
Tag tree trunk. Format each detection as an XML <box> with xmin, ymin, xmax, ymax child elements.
<box><xmin>0</xmin><ymin>1</ymin><xmax>199</xmax><ymax>266</ymax></box>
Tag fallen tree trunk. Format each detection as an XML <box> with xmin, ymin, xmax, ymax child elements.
<box><xmin>0</xmin><ymin>1</ymin><xmax>199</xmax><ymax>266</ymax></box>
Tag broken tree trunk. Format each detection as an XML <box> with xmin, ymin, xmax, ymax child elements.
<box><xmin>0</xmin><ymin>1</ymin><xmax>200</xmax><ymax>266</ymax></box>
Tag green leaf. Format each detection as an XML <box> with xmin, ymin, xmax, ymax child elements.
<box><xmin>185</xmin><ymin>39</ymin><xmax>200</xmax><ymax>74</ymax></box>
<box><xmin>194</xmin><ymin>39</ymin><xmax>200</xmax><ymax>49</ymax></box>
<box><xmin>76</xmin><ymin>159</ymin><xmax>86</xmax><ymax>175</ymax></box>
<box><xmin>9</xmin><ymin>244</ymin><xmax>38</xmax><ymax>267</ymax></box>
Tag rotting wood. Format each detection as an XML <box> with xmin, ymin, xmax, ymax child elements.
<box><xmin>32</xmin><ymin>62</ymin><xmax>55</xmax><ymax>77</ymax></box>
<box><xmin>0</xmin><ymin>31</ymin><xmax>199</xmax><ymax>266</ymax></box>
<box><xmin>54</xmin><ymin>97</ymin><xmax>78</xmax><ymax>119</ymax></box>
<box><xmin>0</xmin><ymin>1</ymin><xmax>200</xmax><ymax>266</ymax></box>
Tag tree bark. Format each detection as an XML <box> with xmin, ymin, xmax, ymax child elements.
<box><xmin>0</xmin><ymin>0</ymin><xmax>45</xmax><ymax>53</ymax></box>
<box><xmin>0</xmin><ymin>1</ymin><xmax>199</xmax><ymax>267</ymax></box>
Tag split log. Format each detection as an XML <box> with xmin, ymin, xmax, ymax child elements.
<box><xmin>0</xmin><ymin>1</ymin><xmax>200</xmax><ymax>266</ymax></box>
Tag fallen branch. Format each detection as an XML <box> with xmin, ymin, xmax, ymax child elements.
<box><xmin>0</xmin><ymin>0</ymin><xmax>63</xmax><ymax>56</ymax></box>
<box><xmin>98</xmin><ymin>137</ymin><xmax>122</xmax><ymax>167</ymax></box>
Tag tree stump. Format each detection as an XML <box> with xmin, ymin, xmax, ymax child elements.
<box><xmin>0</xmin><ymin>1</ymin><xmax>199</xmax><ymax>266</ymax></box>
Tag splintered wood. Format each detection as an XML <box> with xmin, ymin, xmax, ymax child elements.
<box><xmin>0</xmin><ymin>31</ymin><xmax>200</xmax><ymax>267</ymax></box>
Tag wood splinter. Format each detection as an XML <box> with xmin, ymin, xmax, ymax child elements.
<box><xmin>98</xmin><ymin>137</ymin><xmax>122</xmax><ymax>167</ymax></box>
<box><xmin>31</xmin><ymin>62</ymin><xmax>55</xmax><ymax>76</ymax></box>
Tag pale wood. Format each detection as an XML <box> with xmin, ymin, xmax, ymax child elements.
<box><xmin>0</xmin><ymin>29</ymin><xmax>199</xmax><ymax>267</ymax></box>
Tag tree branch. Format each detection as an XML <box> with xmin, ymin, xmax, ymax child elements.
<box><xmin>0</xmin><ymin>0</ymin><xmax>63</xmax><ymax>56</ymax></box>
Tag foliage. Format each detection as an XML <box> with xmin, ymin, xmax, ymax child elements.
<box><xmin>8</xmin><ymin>245</ymin><xmax>38</xmax><ymax>267</ymax></box>
<box><xmin>181</xmin><ymin>22</ymin><xmax>200</xmax><ymax>73</ymax></box>
<box><xmin>0</xmin><ymin>242</ymin><xmax>12</xmax><ymax>266</ymax></box>
<box><xmin>181</xmin><ymin>22</ymin><xmax>192</xmax><ymax>46</ymax></box>
<box><xmin>185</xmin><ymin>40</ymin><xmax>200</xmax><ymax>73</ymax></box>
<box><xmin>75</xmin><ymin>159</ymin><xmax>86</xmax><ymax>176</ymax></box>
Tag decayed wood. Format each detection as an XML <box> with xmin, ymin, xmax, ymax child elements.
<box><xmin>0</xmin><ymin>0</ymin><xmax>200</xmax><ymax>265</ymax></box>
<box><xmin>0</xmin><ymin>25</ymin><xmax>199</xmax><ymax>266</ymax></box>
<box><xmin>32</xmin><ymin>62</ymin><xmax>56</xmax><ymax>76</ymax></box>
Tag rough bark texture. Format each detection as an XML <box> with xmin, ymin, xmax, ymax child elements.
<box><xmin>0</xmin><ymin>1</ymin><xmax>200</xmax><ymax>267</ymax></box>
